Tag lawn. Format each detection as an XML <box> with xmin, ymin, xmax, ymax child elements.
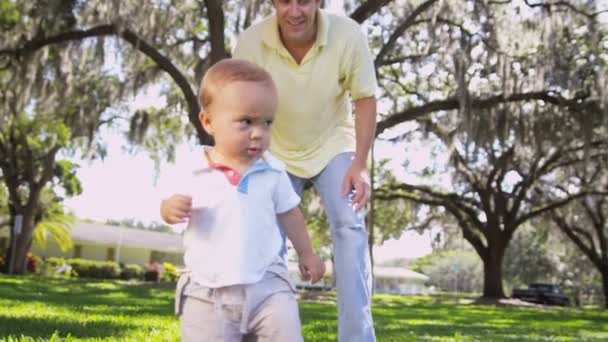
<box><xmin>0</xmin><ymin>276</ymin><xmax>607</xmax><ymax>341</ymax></box>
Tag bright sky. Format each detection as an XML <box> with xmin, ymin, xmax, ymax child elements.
<box><xmin>63</xmin><ymin>127</ymin><xmax>433</xmax><ymax>262</ymax></box>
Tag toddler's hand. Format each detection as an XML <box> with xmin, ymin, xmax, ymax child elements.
<box><xmin>160</xmin><ymin>194</ymin><xmax>192</xmax><ymax>224</ymax></box>
<box><xmin>298</xmin><ymin>252</ymin><xmax>325</xmax><ymax>284</ymax></box>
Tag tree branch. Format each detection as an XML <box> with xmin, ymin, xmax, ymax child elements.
<box><xmin>374</xmin><ymin>0</ymin><xmax>439</xmax><ymax>67</ymax></box>
<box><xmin>553</xmin><ymin>214</ymin><xmax>601</xmax><ymax>267</ymax></box>
<box><xmin>376</xmin><ymin>90</ymin><xmax>593</xmax><ymax>136</ymax></box>
<box><xmin>204</xmin><ymin>0</ymin><xmax>229</xmax><ymax>65</ymax></box>
<box><xmin>350</xmin><ymin>0</ymin><xmax>395</xmax><ymax>24</ymax></box>
<box><xmin>515</xmin><ymin>192</ymin><xmax>587</xmax><ymax>227</ymax></box>
<box><xmin>1</xmin><ymin>23</ymin><xmax>212</xmax><ymax>145</ymax></box>
<box><xmin>444</xmin><ymin>203</ymin><xmax>487</xmax><ymax>255</ymax></box>
<box><xmin>523</xmin><ymin>0</ymin><xmax>608</xmax><ymax>18</ymax></box>
<box><xmin>377</xmin><ymin>53</ymin><xmax>433</xmax><ymax>67</ymax></box>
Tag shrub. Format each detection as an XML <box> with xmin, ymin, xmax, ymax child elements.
<box><xmin>143</xmin><ymin>262</ymin><xmax>164</xmax><ymax>282</ymax></box>
<box><xmin>26</xmin><ymin>254</ymin><xmax>41</xmax><ymax>273</ymax></box>
<box><xmin>39</xmin><ymin>257</ymin><xmax>75</xmax><ymax>278</ymax></box>
<box><xmin>120</xmin><ymin>264</ymin><xmax>144</xmax><ymax>280</ymax></box>
<box><xmin>45</xmin><ymin>257</ymin><xmax>66</xmax><ymax>269</ymax></box>
<box><xmin>67</xmin><ymin>258</ymin><xmax>121</xmax><ymax>279</ymax></box>
<box><xmin>162</xmin><ymin>262</ymin><xmax>179</xmax><ymax>282</ymax></box>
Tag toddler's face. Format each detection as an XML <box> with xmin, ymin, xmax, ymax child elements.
<box><xmin>202</xmin><ymin>81</ymin><xmax>277</xmax><ymax>168</ymax></box>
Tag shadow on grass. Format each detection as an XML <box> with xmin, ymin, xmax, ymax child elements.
<box><xmin>370</xmin><ymin>296</ymin><xmax>608</xmax><ymax>341</ymax></box>
<box><xmin>0</xmin><ymin>275</ymin><xmax>175</xmax><ymax>317</ymax></box>
<box><xmin>0</xmin><ymin>315</ymin><xmax>136</xmax><ymax>339</ymax></box>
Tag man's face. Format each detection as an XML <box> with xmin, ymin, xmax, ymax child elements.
<box><xmin>273</xmin><ymin>0</ymin><xmax>321</xmax><ymax>46</ymax></box>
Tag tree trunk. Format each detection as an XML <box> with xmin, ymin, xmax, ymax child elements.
<box><xmin>481</xmin><ymin>244</ymin><xmax>507</xmax><ymax>299</ymax></box>
<box><xmin>331</xmin><ymin>252</ymin><xmax>337</xmax><ymax>288</ymax></box>
<box><xmin>6</xmin><ymin>213</ymin><xmax>36</xmax><ymax>274</ymax></box>
<box><xmin>601</xmin><ymin>267</ymin><xmax>608</xmax><ymax>309</ymax></box>
<box><xmin>368</xmin><ymin>143</ymin><xmax>375</xmax><ymax>290</ymax></box>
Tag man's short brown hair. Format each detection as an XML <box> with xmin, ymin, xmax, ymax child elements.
<box><xmin>199</xmin><ymin>58</ymin><xmax>276</xmax><ymax>110</ymax></box>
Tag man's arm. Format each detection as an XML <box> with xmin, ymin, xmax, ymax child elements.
<box><xmin>341</xmin><ymin>96</ymin><xmax>377</xmax><ymax>208</ymax></box>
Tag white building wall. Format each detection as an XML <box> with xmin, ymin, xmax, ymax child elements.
<box><xmin>116</xmin><ymin>246</ymin><xmax>150</xmax><ymax>265</ymax></box>
<box><xmin>75</xmin><ymin>243</ymin><xmax>108</xmax><ymax>261</ymax></box>
<box><xmin>31</xmin><ymin>239</ymin><xmax>184</xmax><ymax>267</ymax></box>
<box><xmin>31</xmin><ymin>241</ymin><xmax>72</xmax><ymax>259</ymax></box>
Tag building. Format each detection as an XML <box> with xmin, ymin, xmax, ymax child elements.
<box><xmin>2</xmin><ymin>221</ymin><xmax>429</xmax><ymax>294</ymax></box>
<box><xmin>0</xmin><ymin>221</ymin><xmax>184</xmax><ymax>266</ymax></box>
<box><xmin>373</xmin><ymin>266</ymin><xmax>429</xmax><ymax>295</ymax></box>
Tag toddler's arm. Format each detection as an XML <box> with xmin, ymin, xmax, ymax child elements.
<box><xmin>160</xmin><ymin>194</ymin><xmax>192</xmax><ymax>224</ymax></box>
<box><xmin>277</xmin><ymin>207</ymin><xmax>325</xmax><ymax>283</ymax></box>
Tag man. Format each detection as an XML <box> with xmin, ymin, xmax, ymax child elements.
<box><xmin>233</xmin><ymin>1</ymin><xmax>378</xmax><ymax>341</ymax></box>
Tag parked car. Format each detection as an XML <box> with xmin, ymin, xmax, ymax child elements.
<box><xmin>512</xmin><ymin>283</ymin><xmax>570</xmax><ymax>306</ymax></box>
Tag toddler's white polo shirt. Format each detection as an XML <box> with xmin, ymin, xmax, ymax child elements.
<box><xmin>181</xmin><ymin>147</ymin><xmax>300</xmax><ymax>288</ymax></box>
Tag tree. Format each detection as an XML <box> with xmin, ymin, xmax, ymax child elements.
<box><xmin>548</xmin><ymin>157</ymin><xmax>608</xmax><ymax>308</ymax></box>
<box><xmin>378</xmin><ymin>121</ymin><xmax>606</xmax><ymax>298</ymax></box>
<box><xmin>0</xmin><ymin>64</ymin><xmax>112</xmax><ymax>273</ymax></box>
<box><xmin>2</xmin><ymin>0</ymin><xmax>606</xmax><ymax>284</ymax></box>
<box><xmin>0</xmin><ymin>1</ymin><xmax>133</xmax><ymax>273</ymax></box>
<box><xmin>373</xmin><ymin>0</ymin><xmax>607</xmax><ymax>298</ymax></box>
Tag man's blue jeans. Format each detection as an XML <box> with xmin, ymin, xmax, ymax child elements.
<box><xmin>288</xmin><ymin>152</ymin><xmax>376</xmax><ymax>342</ymax></box>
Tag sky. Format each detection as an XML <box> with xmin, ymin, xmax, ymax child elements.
<box><xmin>63</xmin><ymin>128</ymin><xmax>434</xmax><ymax>262</ymax></box>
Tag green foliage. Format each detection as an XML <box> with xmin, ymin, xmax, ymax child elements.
<box><xmin>32</xmin><ymin>189</ymin><xmax>76</xmax><ymax>252</ymax></box>
<box><xmin>53</xmin><ymin>160</ymin><xmax>82</xmax><ymax>197</ymax></box>
<box><xmin>44</xmin><ymin>257</ymin><xmax>67</xmax><ymax>270</ymax></box>
<box><xmin>44</xmin><ymin>257</ymin><xmax>145</xmax><ymax>280</ymax></box>
<box><xmin>299</xmin><ymin>188</ymin><xmax>332</xmax><ymax>260</ymax></box>
<box><xmin>372</xmin><ymin>197</ymin><xmax>414</xmax><ymax>242</ymax></box>
<box><xmin>0</xmin><ymin>0</ymin><xmax>18</xmax><ymax>30</ymax></box>
<box><xmin>372</xmin><ymin>159</ymin><xmax>416</xmax><ymax>243</ymax></box>
<box><xmin>119</xmin><ymin>263</ymin><xmax>144</xmax><ymax>280</ymax></box>
<box><xmin>46</xmin><ymin>258</ymin><xmax>121</xmax><ymax>279</ymax></box>
<box><xmin>0</xmin><ymin>183</ymin><xmax>7</xmax><ymax>216</ymax></box>
<box><xmin>162</xmin><ymin>262</ymin><xmax>179</xmax><ymax>282</ymax></box>
<box><xmin>41</xmin><ymin>257</ymin><xmax>77</xmax><ymax>278</ymax></box>
<box><xmin>411</xmin><ymin>249</ymin><xmax>483</xmax><ymax>293</ymax></box>
<box><xmin>503</xmin><ymin>223</ymin><xmax>558</xmax><ymax>289</ymax></box>
<box><xmin>126</xmin><ymin>108</ymin><xmax>186</xmax><ymax>168</ymax></box>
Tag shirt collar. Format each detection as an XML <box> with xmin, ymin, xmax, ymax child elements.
<box><xmin>262</xmin><ymin>9</ymin><xmax>330</xmax><ymax>54</ymax></box>
<box><xmin>194</xmin><ymin>146</ymin><xmax>284</xmax><ymax>173</ymax></box>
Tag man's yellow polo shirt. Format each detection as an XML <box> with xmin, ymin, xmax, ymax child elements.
<box><xmin>233</xmin><ymin>10</ymin><xmax>377</xmax><ymax>178</ymax></box>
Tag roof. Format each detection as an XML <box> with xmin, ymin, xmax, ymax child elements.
<box><xmin>373</xmin><ymin>267</ymin><xmax>430</xmax><ymax>281</ymax></box>
<box><xmin>286</xmin><ymin>262</ymin><xmax>429</xmax><ymax>282</ymax></box>
<box><xmin>71</xmin><ymin>221</ymin><xmax>183</xmax><ymax>253</ymax></box>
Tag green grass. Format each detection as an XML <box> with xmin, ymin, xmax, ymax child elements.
<box><xmin>0</xmin><ymin>276</ymin><xmax>607</xmax><ymax>341</ymax></box>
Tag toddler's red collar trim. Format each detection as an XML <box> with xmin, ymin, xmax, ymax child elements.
<box><xmin>208</xmin><ymin>162</ymin><xmax>241</xmax><ymax>186</ymax></box>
